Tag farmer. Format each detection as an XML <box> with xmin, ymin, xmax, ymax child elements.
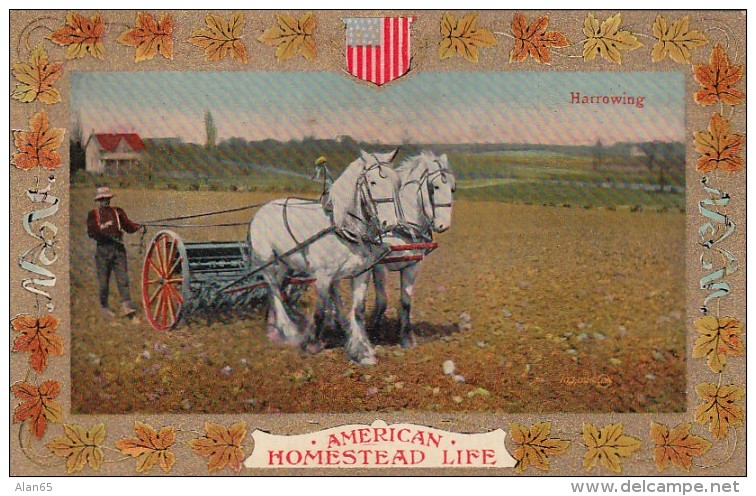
<box><xmin>86</xmin><ymin>186</ymin><xmax>142</xmax><ymax>318</ymax></box>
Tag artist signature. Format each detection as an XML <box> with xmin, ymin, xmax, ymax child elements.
<box><xmin>530</xmin><ymin>374</ymin><xmax>614</xmax><ymax>389</ymax></box>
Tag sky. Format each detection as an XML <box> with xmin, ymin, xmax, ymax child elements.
<box><xmin>71</xmin><ymin>71</ymin><xmax>685</xmax><ymax>146</ymax></box>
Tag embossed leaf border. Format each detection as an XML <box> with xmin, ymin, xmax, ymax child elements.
<box><xmin>9</xmin><ymin>10</ymin><xmax>745</xmax><ymax>475</ymax></box>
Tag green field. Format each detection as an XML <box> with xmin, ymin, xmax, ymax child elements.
<box><xmin>72</xmin><ymin>141</ymin><xmax>684</xmax><ymax>210</ymax></box>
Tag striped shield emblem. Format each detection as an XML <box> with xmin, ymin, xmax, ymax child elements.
<box><xmin>344</xmin><ymin>17</ymin><xmax>415</xmax><ymax>86</ymax></box>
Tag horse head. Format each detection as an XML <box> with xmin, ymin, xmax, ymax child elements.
<box><xmin>358</xmin><ymin>149</ymin><xmax>401</xmax><ymax>232</ymax></box>
<box><xmin>418</xmin><ymin>152</ymin><xmax>455</xmax><ymax>233</ymax></box>
<box><xmin>330</xmin><ymin>149</ymin><xmax>400</xmax><ymax>241</ymax></box>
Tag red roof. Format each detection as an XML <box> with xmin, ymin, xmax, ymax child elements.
<box><xmin>94</xmin><ymin>133</ymin><xmax>145</xmax><ymax>152</ymax></box>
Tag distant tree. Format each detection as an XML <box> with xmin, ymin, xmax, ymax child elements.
<box><xmin>70</xmin><ymin>112</ymin><xmax>86</xmax><ymax>173</ymax></box>
<box><xmin>204</xmin><ymin>110</ymin><xmax>217</xmax><ymax>148</ymax></box>
<box><xmin>591</xmin><ymin>139</ymin><xmax>604</xmax><ymax>170</ymax></box>
<box><xmin>639</xmin><ymin>141</ymin><xmax>685</xmax><ymax>191</ymax></box>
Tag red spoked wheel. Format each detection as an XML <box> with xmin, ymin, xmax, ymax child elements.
<box><xmin>141</xmin><ymin>230</ymin><xmax>189</xmax><ymax>331</ymax></box>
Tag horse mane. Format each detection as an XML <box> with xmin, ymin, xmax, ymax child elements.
<box><xmin>328</xmin><ymin>156</ymin><xmax>364</xmax><ymax>234</ymax></box>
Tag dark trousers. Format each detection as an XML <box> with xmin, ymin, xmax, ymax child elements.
<box><xmin>96</xmin><ymin>242</ymin><xmax>132</xmax><ymax>308</ymax></box>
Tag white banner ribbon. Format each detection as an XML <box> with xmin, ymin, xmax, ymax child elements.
<box><xmin>245</xmin><ymin>419</ymin><xmax>516</xmax><ymax>469</ymax></box>
<box><xmin>19</xmin><ymin>177</ymin><xmax>60</xmax><ymax>311</ymax></box>
<box><xmin>698</xmin><ymin>177</ymin><xmax>738</xmax><ymax>312</ymax></box>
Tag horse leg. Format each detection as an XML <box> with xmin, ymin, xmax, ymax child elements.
<box><xmin>398</xmin><ymin>265</ymin><xmax>418</xmax><ymax>349</ymax></box>
<box><xmin>304</xmin><ymin>277</ymin><xmax>335</xmax><ymax>355</ymax></box>
<box><xmin>263</xmin><ymin>270</ymin><xmax>303</xmax><ymax>347</ymax></box>
<box><xmin>368</xmin><ymin>265</ymin><xmax>388</xmax><ymax>330</ymax></box>
<box><xmin>322</xmin><ymin>283</ymin><xmax>344</xmax><ymax>336</ymax></box>
<box><xmin>329</xmin><ymin>282</ymin><xmax>351</xmax><ymax>336</ymax></box>
<box><xmin>345</xmin><ymin>272</ymin><xmax>376</xmax><ymax>365</ymax></box>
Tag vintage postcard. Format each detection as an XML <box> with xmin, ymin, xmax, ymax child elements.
<box><xmin>8</xmin><ymin>8</ymin><xmax>746</xmax><ymax>483</ymax></box>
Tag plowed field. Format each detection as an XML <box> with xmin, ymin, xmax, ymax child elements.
<box><xmin>71</xmin><ymin>189</ymin><xmax>686</xmax><ymax>414</ymax></box>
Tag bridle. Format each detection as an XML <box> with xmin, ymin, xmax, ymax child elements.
<box><xmin>349</xmin><ymin>157</ymin><xmax>402</xmax><ymax>243</ymax></box>
<box><xmin>406</xmin><ymin>160</ymin><xmax>455</xmax><ymax>229</ymax></box>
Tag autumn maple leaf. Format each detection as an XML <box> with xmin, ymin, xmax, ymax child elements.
<box><xmin>439</xmin><ymin>12</ymin><xmax>497</xmax><ymax>63</ymax></box>
<box><xmin>582</xmin><ymin>13</ymin><xmax>642</xmax><ymax>64</ymax></box>
<box><xmin>11</xmin><ymin>45</ymin><xmax>63</xmax><ymax>105</ymax></box>
<box><xmin>582</xmin><ymin>423</ymin><xmax>641</xmax><ymax>473</ymax></box>
<box><xmin>651</xmin><ymin>15</ymin><xmax>707</xmax><ymax>63</ymax></box>
<box><xmin>509</xmin><ymin>13</ymin><xmax>569</xmax><ymax>64</ymax></box>
<box><xmin>258</xmin><ymin>12</ymin><xmax>316</xmax><ymax>61</ymax></box>
<box><xmin>11</xmin><ymin>111</ymin><xmax>65</xmax><ymax>172</ymax></box>
<box><xmin>188</xmin><ymin>421</ymin><xmax>247</xmax><ymax>473</ymax></box>
<box><xmin>651</xmin><ymin>422</ymin><xmax>711</xmax><ymax>472</ymax></box>
<box><xmin>50</xmin><ymin>12</ymin><xmax>105</xmax><ymax>59</ymax></box>
<box><xmin>694</xmin><ymin>44</ymin><xmax>745</xmax><ymax>106</ymax></box>
<box><xmin>11</xmin><ymin>380</ymin><xmax>64</xmax><ymax>439</ymax></box>
<box><xmin>510</xmin><ymin>421</ymin><xmax>569</xmax><ymax>472</ymax></box>
<box><xmin>47</xmin><ymin>424</ymin><xmax>106</xmax><ymax>473</ymax></box>
<box><xmin>694</xmin><ymin>113</ymin><xmax>744</xmax><ymax>173</ymax></box>
<box><xmin>189</xmin><ymin>13</ymin><xmax>248</xmax><ymax>64</ymax></box>
<box><xmin>115</xmin><ymin>422</ymin><xmax>176</xmax><ymax>473</ymax></box>
<box><xmin>695</xmin><ymin>382</ymin><xmax>745</xmax><ymax>439</ymax></box>
<box><xmin>117</xmin><ymin>12</ymin><xmax>174</xmax><ymax>62</ymax></box>
<box><xmin>692</xmin><ymin>316</ymin><xmax>744</xmax><ymax>373</ymax></box>
<box><xmin>11</xmin><ymin>314</ymin><xmax>65</xmax><ymax>372</ymax></box>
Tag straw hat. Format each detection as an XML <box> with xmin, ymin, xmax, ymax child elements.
<box><xmin>94</xmin><ymin>186</ymin><xmax>114</xmax><ymax>200</ymax></box>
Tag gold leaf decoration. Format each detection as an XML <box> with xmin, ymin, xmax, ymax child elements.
<box><xmin>509</xmin><ymin>13</ymin><xmax>569</xmax><ymax>64</ymax></box>
<box><xmin>258</xmin><ymin>12</ymin><xmax>316</xmax><ymax>61</ymax></box>
<box><xmin>115</xmin><ymin>422</ymin><xmax>176</xmax><ymax>473</ymax></box>
<box><xmin>439</xmin><ymin>12</ymin><xmax>497</xmax><ymax>63</ymax></box>
<box><xmin>694</xmin><ymin>112</ymin><xmax>745</xmax><ymax>173</ymax></box>
<box><xmin>651</xmin><ymin>422</ymin><xmax>711</xmax><ymax>472</ymax></box>
<box><xmin>695</xmin><ymin>382</ymin><xmax>745</xmax><ymax>439</ymax></box>
<box><xmin>189</xmin><ymin>13</ymin><xmax>248</xmax><ymax>64</ymax></box>
<box><xmin>693</xmin><ymin>43</ymin><xmax>745</xmax><ymax>106</ymax></box>
<box><xmin>117</xmin><ymin>12</ymin><xmax>174</xmax><ymax>62</ymax></box>
<box><xmin>651</xmin><ymin>15</ymin><xmax>707</xmax><ymax>63</ymax></box>
<box><xmin>50</xmin><ymin>11</ymin><xmax>105</xmax><ymax>59</ymax></box>
<box><xmin>11</xmin><ymin>313</ymin><xmax>65</xmax><ymax>371</ymax></box>
<box><xmin>188</xmin><ymin>421</ymin><xmax>247</xmax><ymax>473</ymax></box>
<box><xmin>692</xmin><ymin>316</ymin><xmax>745</xmax><ymax>373</ymax></box>
<box><xmin>582</xmin><ymin>13</ymin><xmax>641</xmax><ymax>64</ymax></box>
<box><xmin>11</xmin><ymin>381</ymin><xmax>64</xmax><ymax>440</ymax></box>
<box><xmin>510</xmin><ymin>421</ymin><xmax>570</xmax><ymax>472</ymax></box>
<box><xmin>47</xmin><ymin>424</ymin><xmax>106</xmax><ymax>473</ymax></box>
<box><xmin>11</xmin><ymin>45</ymin><xmax>63</xmax><ymax>105</ymax></box>
<box><xmin>582</xmin><ymin>423</ymin><xmax>641</xmax><ymax>473</ymax></box>
<box><xmin>11</xmin><ymin>111</ymin><xmax>66</xmax><ymax>172</ymax></box>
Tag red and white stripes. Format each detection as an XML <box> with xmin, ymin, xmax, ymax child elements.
<box><xmin>346</xmin><ymin>17</ymin><xmax>413</xmax><ymax>86</ymax></box>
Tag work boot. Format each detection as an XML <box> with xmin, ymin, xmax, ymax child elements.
<box><xmin>101</xmin><ymin>306</ymin><xmax>116</xmax><ymax>318</ymax></box>
<box><xmin>120</xmin><ymin>302</ymin><xmax>137</xmax><ymax>318</ymax></box>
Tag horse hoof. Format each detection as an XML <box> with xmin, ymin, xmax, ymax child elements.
<box><xmin>359</xmin><ymin>355</ymin><xmax>377</xmax><ymax>366</ymax></box>
<box><xmin>267</xmin><ymin>325</ymin><xmax>286</xmax><ymax>345</ymax></box>
<box><xmin>348</xmin><ymin>347</ymin><xmax>376</xmax><ymax>366</ymax></box>
<box><xmin>302</xmin><ymin>340</ymin><xmax>323</xmax><ymax>355</ymax></box>
<box><xmin>368</xmin><ymin>313</ymin><xmax>385</xmax><ymax>330</ymax></box>
<box><xmin>400</xmin><ymin>334</ymin><xmax>416</xmax><ymax>349</ymax></box>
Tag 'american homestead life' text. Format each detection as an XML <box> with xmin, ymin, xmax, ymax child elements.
<box><xmin>266</xmin><ymin>426</ymin><xmax>498</xmax><ymax>467</ymax></box>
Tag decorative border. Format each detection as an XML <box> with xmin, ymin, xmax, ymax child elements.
<box><xmin>9</xmin><ymin>10</ymin><xmax>745</xmax><ymax>475</ymax></box>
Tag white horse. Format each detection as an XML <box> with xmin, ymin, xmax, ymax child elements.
<box><xmin>369</xmin><ymin>151</ymin><xmax>455</xmax><ymax>348</ymax></box>
<box><xmin>247</xmin><ymin>150</ymin><xmax>401</xmax><ymax>365</ymax></box>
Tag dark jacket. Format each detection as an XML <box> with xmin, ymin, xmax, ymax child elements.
<box><xmin>87</xmin><ymin>207</ymin><xmax>140</xmax><ymax>244</ymax></box>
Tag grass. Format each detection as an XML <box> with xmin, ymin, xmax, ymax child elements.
<box><xmin>74</xmin><ymin>147</ymin><xmax>684</xmax><ymax>210</ymax></box>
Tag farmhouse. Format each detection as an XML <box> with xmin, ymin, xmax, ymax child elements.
<box><xmin>85</xmin><ymin>133</ymin><xmax>145</xmax><ymax>174</ymax></box>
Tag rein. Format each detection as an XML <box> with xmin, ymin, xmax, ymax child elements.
<box><xmin>213</xmin><ymin>226</ymin><xmax>338</xmax><ymax>302</ymax></box>
<box><xmin>138</xmin><ymin>202</ymin><xmax>267</xmax><ymax>226</ymax></box>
